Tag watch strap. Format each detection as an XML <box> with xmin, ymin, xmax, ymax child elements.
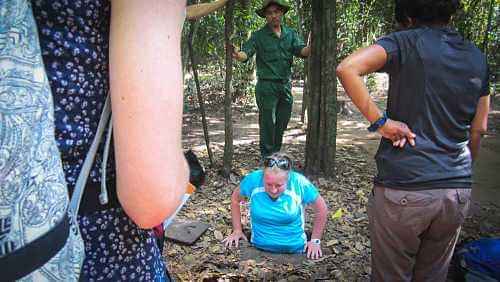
<box><xmin>368</xmin><ymin>113</ymin><xmax>388</xmax><ymax>132</ymax></box>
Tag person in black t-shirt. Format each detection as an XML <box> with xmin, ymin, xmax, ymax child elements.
<box><xmin>336</xmin><ymin>0</ymin><xmax>490</xmax><ymax>281</ymax></box>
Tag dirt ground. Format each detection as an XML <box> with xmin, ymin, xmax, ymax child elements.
<box><xmin>165</xmin><ymin>81</ymin><xmax>500</xmax><ymax>281</ymax></box>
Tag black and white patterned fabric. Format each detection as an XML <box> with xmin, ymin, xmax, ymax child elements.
<box><xmin>0</xmin><ymin>0</ymin><xmax>84</xmax><ymax>280</ymax></box>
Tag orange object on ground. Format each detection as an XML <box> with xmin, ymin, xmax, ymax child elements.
<box><xmin>154</xmin><ymin>182</ymin><xmax>197</xmax><ymax>240</ymax></box>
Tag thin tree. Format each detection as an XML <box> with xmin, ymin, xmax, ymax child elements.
<box><xmin>222</xmin><ymin>0</ymin><xmax>235</xmax><ymax>177</ymax></box>
<box><xmin>187</xmin><ymin>20</ymin><xmax>215</xmax><ymax>167</ymax></box>
<box><xmin>305</xmin><ymin>0</ymin><xmax>337</xmax><ymax>177</ymax></box>
<box><xmin>295</xmin><ymin>0</ymin><xmax>310</xmax><ymax>123</ymax></box>
<box><xmin>481</xmin><ymin>0</ymin><xmax>496</xmax><ymax>103</ymax></box>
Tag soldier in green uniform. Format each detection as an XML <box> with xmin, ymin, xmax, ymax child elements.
<box><xmin>231</xmin><ymin>0</ymin><xmax>311</xmax><ymax>158</ymax></box>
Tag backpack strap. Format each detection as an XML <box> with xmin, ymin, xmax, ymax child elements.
<box><xmin>1</xmin><ymin>94</ymin><xmax>110</xmax><ymax>279</ymax></box>
<box><xmin>0</xmin><ymin>214</ymin><xmax>70</xmax><ymax>281</ymax></box>
<box><xmin>69</xmin><ymin>94</ymin><xmax>112</xmax><ymax>218</ymax></box>
<box><xmin>99</xmin><ymin>119</ymin><xmax>114</xmax><ymax>205</ymax></box>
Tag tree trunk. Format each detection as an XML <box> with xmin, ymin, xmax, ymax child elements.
<box><xmin>305</xmin><ymin>0</ymin><xmax>337</xmax><ymax>177</ymax></box>
<box><xmin>222</xmin><ymin>0</ymin><xmax>235</xmax><ymax>177</ymax></box>
<box><xmin>301</xmin><ymin>60</ymin><xmax>309</xmax><ymax>123</ymax></box>
<box><xmin>187</xmin><ymin>21</ymin><xmax>215</xmax><ymax>167</ymax></box>
<box><xmin>295</xmin><ymin>0</ymin><xmax>310</xmax><ymax>123</ymax></box>
<box><xmin>241</xmin><ymin>29</ymin><xmax>255</xmax><ymax>100</ymax></box>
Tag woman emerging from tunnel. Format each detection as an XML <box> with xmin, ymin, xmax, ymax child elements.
<box><xmin>223</xmin><ymin>153</ymin><xmax>328</xmax><ymax>259</ymax></box>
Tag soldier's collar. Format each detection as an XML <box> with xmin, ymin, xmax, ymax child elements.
<box><xmin>264</xmin><ymin>24</ymin><xmax>290</xmax><ymax>37</ymax></box>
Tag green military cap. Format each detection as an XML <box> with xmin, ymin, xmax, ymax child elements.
<box><xmin>256</xmin><ymin>0</ymin><xmax>290</xmax><ymax>18</ymax></box>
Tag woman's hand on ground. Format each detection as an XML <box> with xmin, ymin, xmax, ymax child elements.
<box><xmin>305</xmin><ymin>241</ymin><xmax>322</xmax><ymax>260</ymax></box>
<box><xmin>378</xmin><ymin>119</ymin><xmax>416</xmax><ymax>148</ymax></box>
<box><xmin>222</xmin><ymin>230</ymin><xmax>247</xmax><ymax>248</ymax></box>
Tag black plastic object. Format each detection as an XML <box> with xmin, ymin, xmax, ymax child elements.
<box><xmin>184</xmin><ymin>150</ymin><xmax>205</xmax><ymax>188</ymax></box>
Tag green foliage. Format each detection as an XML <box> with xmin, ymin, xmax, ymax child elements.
<box><xmin>184</xmin><ymin>0</ymin><xmax>307</xmax><ymax>101</ymax></box>
<box><xmin>336</xmin><ymin>0</ymin><xmax>395</xmax><ymax>61</ymax></box>
<box><xmin>334</xmin><ymin>0</ymin><xmax>498</xmax><ymax>90</ymax></box>
<box><xmin>366</xmin><ymin>74</ymin><xmax>377</xmax><ymax>92</ymax></box>
<box><xmin>454</xmin><ymin>0</ymin><xmax>498</xmax><ymax>92</ymax></box>
<box><xmin>183</xmin><ymin>0</ymin><xmax>498</xmax><ymax>100</ymax></box>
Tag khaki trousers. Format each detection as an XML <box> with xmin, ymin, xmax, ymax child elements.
<box><xmin>368</xmin><ymin>186</ymin><xmax>471</xmax><ymax>282</ymax></box>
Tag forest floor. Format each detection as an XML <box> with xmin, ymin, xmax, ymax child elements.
<box><xmin>164</xmin><ymin>79</ymin><xmax>500</xmax><ymax>281</ymax></box>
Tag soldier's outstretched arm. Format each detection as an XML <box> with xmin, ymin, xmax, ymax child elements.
<box><xmin>300</xmin><ymin>32</ymin><xmax>311</xmax><ymax>57</ymax></box>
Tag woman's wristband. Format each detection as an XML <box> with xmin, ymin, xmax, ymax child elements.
<box><xmin>368</xmin><ymin>112</ymin><xmax>387</xmax><ymax>132</ymax></box>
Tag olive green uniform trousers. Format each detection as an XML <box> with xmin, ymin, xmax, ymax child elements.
<box><xmin>255</xmin><ymin>79</ymin><xmax>293</xmax><ymax>158</ymax></box>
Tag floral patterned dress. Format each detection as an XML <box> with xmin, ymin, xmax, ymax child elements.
<box><xmin>32</xmin><ymin>1</ymin><xmax>169</xmax><ymax>281</ymax></box>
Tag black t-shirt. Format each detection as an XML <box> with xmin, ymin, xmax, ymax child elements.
<box><xmin>374</xmin><ymin>26</ymin><xmax>489</xmax><ymax>190</ymax></box>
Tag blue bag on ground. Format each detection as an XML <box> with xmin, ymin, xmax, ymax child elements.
<box><xmin>456</xmin><ymin>238</ymin><xmax>500</xmax><ymax>281</ymax></box>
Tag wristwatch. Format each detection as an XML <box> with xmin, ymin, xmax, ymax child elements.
<box><xmin>310</xmin><ymin>238</ymin><xmax>321</xmax><ymax>245</ymax></box>
<box><xmin>367</xmin><ymin>113</ymin><xmax>388</xmax><ymax>132</ymax></box>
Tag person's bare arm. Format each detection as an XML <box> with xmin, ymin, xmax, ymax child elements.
<box><xmin>228</xmin><ymin>44</ymin><xmax>248</xmax><ymax>62</ymax></box>
<box><xmin>336</xmin><ymin>45</ymin><xmax>416</xmax><ymax>147</ymax></box>
<box><xmin>109</xmin><ymin>0</ymin><xmax>189</xmax><ymax>229</ymax></box>
<box><xmin>223</xmin><ymin>187</ymin><xmax>248</xmax><ymax>247</ymax></box>
<box><xmin>300</xmin><ymin>46</ymin><xmax>311</xmax><ymax>57</ymax></box>
<box><xmin>469</xmin><ymin>95</ymin><xmax>490</xmax><ymax>162</ymax></box>
<box><xmin>234</xmin><ymin>51</ymin><xmax>248</xmax><ymax>62</ymax></box>
<box><xmin>186</xmin><ymin>0</ymin><xmax>228</xmax><ymax>20</ymax></box>
<box><xmin>310</xmin><ymin>195</ymin><xmax>328</xmax><ymax>240</ymax></box>
<box><xmin>305</xmin><ymin>195</ymin><xmax>328</xmax><ymax>259</ymax></box>
<box><xmin>230</xmin><ymin>187</ymin><xmax>244</xmax><ymax>233</ymax></box>
<box><xmin>300</xmin><ymin>32</ymin><xmax>311</xmax><ymax>57</ymax></box>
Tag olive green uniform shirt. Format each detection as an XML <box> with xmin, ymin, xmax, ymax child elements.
<box><xmin>241</xmin><ymin>24</ymin><xmax>305</xmax><ymax>81</ymax></box>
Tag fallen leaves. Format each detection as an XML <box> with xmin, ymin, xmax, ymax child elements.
<box><xmin>331</xmin><ymin>208</ymin><xmax>344</xmax><ymax>221</ymax></box>
<box><xmin>325</xmin><ymin>239</ymin><xmax>339</xmax><ymax>247</ymax></box>
<box><xmin>183</xmin><ymin>255</ymin><xmax>197</xmax><ymax>266</ymax></box>
<box><xmin>168</xmin><ymin>102</ymin><xmax>500</xmax><ymax>280</ymax></box>
<box><xmin>214</xmin><ymin>230</ymin><xmax>224</xmax><ymax>241</ymax></box>
<box><xmin>165</xmin><ymin>143</ymin><xmax>376</xmax><ymax>281</ymax></box>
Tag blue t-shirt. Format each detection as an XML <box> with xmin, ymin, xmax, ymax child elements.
<box><xmin>240</xmin><ymin>170</ymin><xmax>319</xmax><ymax>253</ymax></box>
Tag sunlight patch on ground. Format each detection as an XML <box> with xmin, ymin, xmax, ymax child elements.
<box><xmin>338</xmin><ymin>120</ymin><xmax>369</xmax><ymax>129</ymax></box>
